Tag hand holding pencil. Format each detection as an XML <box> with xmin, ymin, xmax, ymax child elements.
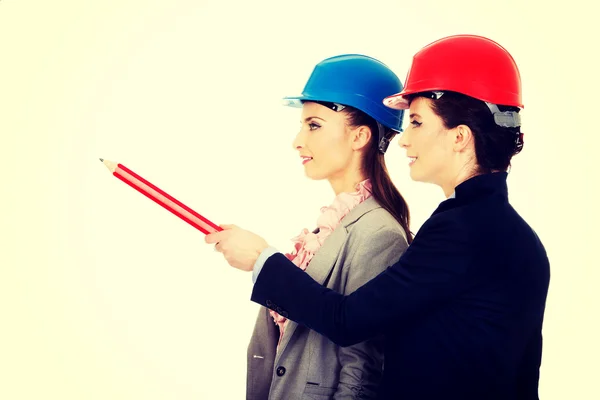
<box><xmin>100</xmin><ymin>158</ymin><xmax>269</xmax><ymax>267</ymax></box>
<box><xmin>205</xmin><ymin>226</ymin><xmax>269</xmax><ymax>271</ymax></box>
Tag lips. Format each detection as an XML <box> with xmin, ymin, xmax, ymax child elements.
<box><xmin>408</xmin><ymin>156</ymin><xmax>417</xmax><ymax>166</ymax></box>
<box><xmin>301</xmin><ymin>156</ymin><xmax>313</xmax><ymax>165</ymax></box>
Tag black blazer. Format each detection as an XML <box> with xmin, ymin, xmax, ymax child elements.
<box><xmin>251</xmin><ymin>172</ymin><xmax>550</xmax><ymax>400</ymax></box>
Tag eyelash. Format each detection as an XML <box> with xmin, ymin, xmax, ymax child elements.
<box><xmin>410</xmin><ymin>120</ymin><xmax>422</xmax><ymax>127</ymax></box>
<box><xmin>308</xmin><ymin>122</ymin><xmax>321</xmax><ymax>131</ymax></box>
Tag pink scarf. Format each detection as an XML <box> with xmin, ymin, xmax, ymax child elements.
<box><xmin>270</xmin><ymin>179</ymin><xmax>373</xmax><ymax>347</ymax></box>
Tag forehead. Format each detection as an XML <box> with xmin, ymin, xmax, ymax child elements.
<box><xmin>300</xmin><ymin>101</ymin><xmax>338</xmax><ymax>119</ymax></box>
<box><xmin>409</xmin><ymin>97</ymin><xmax>437</xmax><ymax>119</ymax></box>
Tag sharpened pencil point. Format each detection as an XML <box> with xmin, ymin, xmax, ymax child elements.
<box><xmin>101</xmin><ymin>158</ymin><xmax>117</xmax><ymax>173</ymax></box>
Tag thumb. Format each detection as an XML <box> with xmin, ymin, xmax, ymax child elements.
<box><xmin>219</xmin><ymin>224</ymin><xmax>237</xmax><ymax>230</ymax></box>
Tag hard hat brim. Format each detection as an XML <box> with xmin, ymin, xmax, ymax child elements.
<box><xmin>383</xmin><ymin>93</ymin><xmax>410</xmax><ymax>110</ymax></box>
<box><xmin>283</xmin><ymin>92</ymin><xmax>404</xmax><ymax>132</ymax></box>
<box><xmin>281</xmin><ymin>96</ymin><xmax>304</xmax><ymax>108</ymax></box>
<box><xmin>282</xmin><ymin>94</ymin><xmax>343</xmax><ymax>108</ymax></box>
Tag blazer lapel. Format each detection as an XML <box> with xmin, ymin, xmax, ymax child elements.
<box><xmin>274</xmin><ymin>197</ymin><xmax>382</xmax><ymax>362</ymax></box>
<box><xmin>305</xmin><ymin>197</ymin><xmax>381</xmax><ymax>285</ymax></box>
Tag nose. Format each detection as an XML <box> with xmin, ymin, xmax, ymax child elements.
<box><xmin>292</xmin><ymin>128</ymin><xmax>306</xmax><ymax>151</ymax></box>
<box><xmin>397</xmin><ymin>131</ymin><xmax>409</xmax><ymax>149</ymax></box>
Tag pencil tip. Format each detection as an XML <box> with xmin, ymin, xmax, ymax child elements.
<box><xmin>99</xmin><ymin>158</ymin><xmax>104</xmax><ymax>162</ymax></box>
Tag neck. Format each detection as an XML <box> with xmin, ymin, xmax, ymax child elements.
<box><xmin>441</xmin><ymin>163</ymin><xmax>480</xmax><ymax>198</ymax></box>
<box><xmin>328</xmin><ymin>169</ymin><xmax>367</xmax><ymax>196</ymax></box>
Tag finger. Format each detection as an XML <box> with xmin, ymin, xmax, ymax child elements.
<box><xmin>205</xmin><ymin>230</ymin><xmax>228</xmax><ymax>244</ymax></box>
<box><xmin>219</xmin><ymin>224</ymin><xmax>237</xmax><ymax>230</ymax></box>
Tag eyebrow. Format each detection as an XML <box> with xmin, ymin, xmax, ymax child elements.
<box><xmin>409</xmin><ymin>113</ymin><xmax>421</xmax><ymax>119</ymax></box>
<box><xmin>302</xmin><ymin>116</ymin><xmax>326</xmax><ymax>123</ymax></box>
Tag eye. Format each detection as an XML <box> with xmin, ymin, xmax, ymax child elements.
<box><xmin>308</xmin><ymin>122</ymin><xmax>321</xmax><ymax>131</ymax></box>
<box><xmin>410</xmin><ymin>120</ymin><xmax>422</xmax><ymax>128</ymax></box>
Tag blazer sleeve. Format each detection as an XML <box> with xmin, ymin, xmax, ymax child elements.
<box><xmin>334</xmin><ymin>227</ymin><xmax>408</xmax><ymax>399</ymax></box>
<box><xmin>250</xmin><ymin>214</ymin><xmax>470</xmax><ymax>347</ymax></box>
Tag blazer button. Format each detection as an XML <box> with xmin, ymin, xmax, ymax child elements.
<box><xmin>266</xmin><ymin>300</ymin><xmax>273</xmax><ymax>307</ymax></box>
<box><xmin>276</xmin><ymin>366</ymin><xmax>286</xmax><ymax>377</ymax></box>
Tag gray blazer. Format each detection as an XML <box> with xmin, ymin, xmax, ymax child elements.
<box><xmin>246</xmin><ymin>197</ymin><xmax>409</xmax><ymax>400</ymax></box>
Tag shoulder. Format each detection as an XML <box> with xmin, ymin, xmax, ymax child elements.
<box><xmin>343</xmin><ymin>200</ymin><xmax>409</xmax><ymax>261</ymax></box>
<box><xmin>409</xmin><ymin>196</ymin><xmax>531</xmax><ymax>263</ymax></box>
<box><xmin>421</xmin><ymin>195</ymin><xmax>525</xmax><ymax>243</ymax></box>
<box><xmin>344</xmin><ymin>198</ymin><xmax>407</xmax><ymax>240</ymax></box>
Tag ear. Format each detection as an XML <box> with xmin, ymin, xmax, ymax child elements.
<box><xmin>451</xmin><ymin>124</ymin><xmax>474</xmax><ymax>153</ymax></box>
<box><xmin>350</xmin><ymin>126</ymin><xmax>372</xmax><ymax>151</ymax></box>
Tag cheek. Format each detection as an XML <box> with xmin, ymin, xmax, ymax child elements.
<box><xmin>311</xmin><ymin>133</ymin><xmax>352</xmax><ymax>173</ymax></box>
<box><xmin>315</xmin><ymin>131</ymin><xmax>349</xmax><ymax>157</ymax></box>
<box><xmin>426</xmin><ymin>139</ymin><xmax>452</xmax><ymax>170</ymax></box>
<box><xmin>416</xmin><ymin>133</ymin><xmax>447</xmax><ymax>166</ymax></box>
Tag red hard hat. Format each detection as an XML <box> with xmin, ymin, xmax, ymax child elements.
<box><xmin>384</xmin><ymin>35</ymin><xmax>523</xmax><ymax>110</ymax></box>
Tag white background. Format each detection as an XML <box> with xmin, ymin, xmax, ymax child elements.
<box><xmin>1</xmin><ymin>0</ymin><xmax>598</xmax><ymax>398</ymax></box>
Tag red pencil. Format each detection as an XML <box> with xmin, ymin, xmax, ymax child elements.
<box><xmin>100</xmin><ymin>158</ymin><xmax>222</xmax><ymax>235</ymax></box>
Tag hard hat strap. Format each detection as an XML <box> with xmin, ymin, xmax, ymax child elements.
<box><xmin>378</xmin><ymin>121</ymin><xmax>396</xmax><ymax>154</ymax></box>
<box><xmin>485</xmin><ymin>102</ymin><xmax>524</xmax><ymax>155</ymax></box>
<box><xmin>485</xmin><ymin>102</ymin><xmax>521</xmax><ymax>128</ymax></box>
<box><xmin>315</xmin><ymin>101</ymin><xmax>347</xmax><ymax>112</ymax></box>
<box><xmin>423</xmin><ymin>91</ymin><xmax>522</xmax><ymax>128</ymax></box>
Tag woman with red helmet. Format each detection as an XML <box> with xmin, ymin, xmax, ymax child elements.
<box><xmin>207</xmin><ymin>35</ymin><xmax>550</xmax><ymax>400</ymax></box>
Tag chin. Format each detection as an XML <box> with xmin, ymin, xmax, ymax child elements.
<box><xmin>305</xmin><ymin>173</ymin><xmax>327</xmax><ymax>181</ymax></box>
<box><xmin>409</xmin><ymin>168</ymin><xmax>431</xmax><ymax>184</ymax></box>
<box><xmin>304</xmin><ymin>166</ymin><xmax>328</xmax><ymax>181</ymax></box>
<box><xmin>409</xmin><ymin>168</ymin><xmax>422</xmax><ymax>182</ymax></box>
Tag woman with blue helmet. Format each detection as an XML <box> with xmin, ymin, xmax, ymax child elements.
<box><xmin>245</xmin><ymin>54</ymin><xmax>412</xmax><ymax>399</ymax></box>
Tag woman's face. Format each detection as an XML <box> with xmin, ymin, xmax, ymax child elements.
<box><xmin>292</xmin><ymin>102</ymin><xmax>356</xmax><ymax>182</ymax></box>
<box><xmin>398</xmin><ymin>96</ymin><xmax>454</xmax><ymax>186</ymax></box>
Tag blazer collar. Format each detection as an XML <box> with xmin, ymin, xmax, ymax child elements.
<box><xmin>341</xmin><ymin>196</ymin><xmax>382</xmax><ymax>228</ymax></box>
<box><xmin>455</xmin><ymin>171</ymin><xmax>508</xmax><ymax>202</ymax></box>
<box><xmin>305</xmin><ymin>196</ymin><xmax>381</xmax><ymax>285</ymax></box>
<box><xmin>433</xmin><ymin>172</ymin><xmax>508</xmax><ymax>215</ymax></box>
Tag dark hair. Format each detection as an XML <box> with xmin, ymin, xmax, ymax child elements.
<box><xmin>343</xmin><ymin>106</ymin><xmax>414</xmax><ymax>243</ymax></box>
<box><xmin>409</xmin><ymin>91</ymin><xmax>524</xmax><ymax>174</ymax></box>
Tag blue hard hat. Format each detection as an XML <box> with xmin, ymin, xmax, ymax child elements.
<box><xmin>282</xmin><ymin>54</ymin><xmax>405</xmax><ymax>133</ymax></box>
